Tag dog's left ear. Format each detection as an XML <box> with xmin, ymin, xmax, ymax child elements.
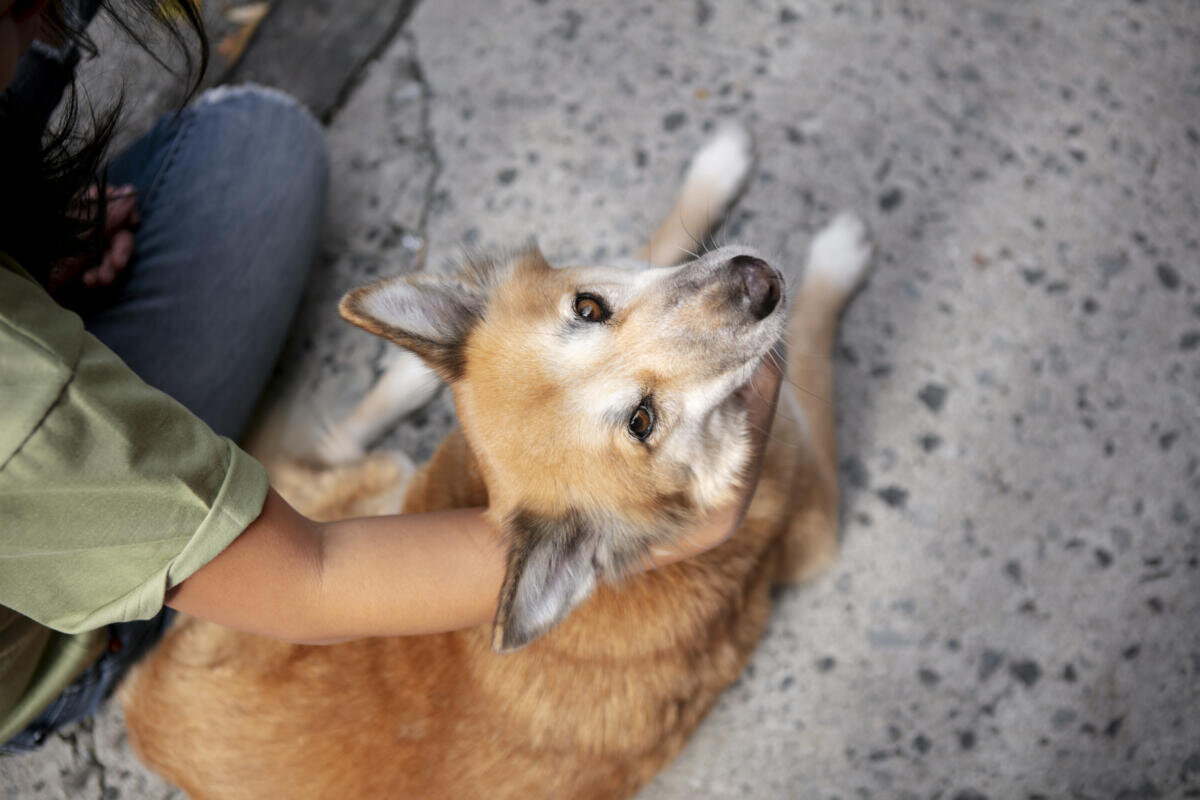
<box><xmin>339</xmin><ymin>274</ymin><xmax>487</xmax><ymax>382</ymax></box>
<box><xmin>492</xmin><ymin>509</ymin><xmax>603</xmax><ymax>653</ymax></box>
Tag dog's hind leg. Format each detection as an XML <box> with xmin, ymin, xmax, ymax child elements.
<box><xmin>775</xmin><ymin>213</ymin><xmax>873</xmax><ymax>584</ymax></box>
<box><xmin>637</xmin><ymin>127</ymin><xmax>754</xmax><ymax>267</ymax></box>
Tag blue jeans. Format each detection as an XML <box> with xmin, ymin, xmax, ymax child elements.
<box><xmin>1</xmin><ymin>85</ymin><xmax>328</xmax><ymax>754</ymax></box>
<box><xmin>0</xmin><ymin>611</ymin><xmax>176</xmax><ymax>754</ymax></box>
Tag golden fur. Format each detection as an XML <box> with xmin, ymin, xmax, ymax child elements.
<box><xmin>119</xmin><ymin>132</ymin><xmax>870</xmax><ymax>799</ymax></box>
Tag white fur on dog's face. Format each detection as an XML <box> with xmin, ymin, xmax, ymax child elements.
<box><xmin>534</xmin><ymin>245</ymin><xmax>786</xmax><ymax>512</ymax></box>
<box><xmin>340</xmin><ymin>245</ymin><xmax>787</xmax><ymax>650</ymax></box>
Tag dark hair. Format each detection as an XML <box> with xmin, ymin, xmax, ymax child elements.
<box><xmin>0</xmin><ymin>0</ymin><xmax>208</xmax><ymax>277</ymax></box>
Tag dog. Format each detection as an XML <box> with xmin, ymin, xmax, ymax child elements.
<box><xmin>118</xmin><ymin>127</ymin><xmax>873</xmax><ymax>799</ymax></box>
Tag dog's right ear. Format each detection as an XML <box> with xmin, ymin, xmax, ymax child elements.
<box><xmin>339</xmin><ymin>274</ymin><xmax>487</xmax><ymax>382</ymax></box>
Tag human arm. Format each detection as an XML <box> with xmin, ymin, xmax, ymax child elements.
<box><xmin>166</xmin><ymin>352</ymin><xmax>785</xmax><ymax>644</ymax></box>
<box><xmin>166</xmin><ymin>492</ymin><xmax>507</xmax><ymax>644</ymax></box>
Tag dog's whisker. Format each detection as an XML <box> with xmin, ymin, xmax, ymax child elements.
<box><xmin>741</xmin><ymin>417</ymin><xmax>807</xmax><ymax>449</ymax></box>
<box><xmin>679</xmin><ymin>210</ymin><xmax>705</xmax><ymax>261</ymax></box>
<box><xmin>784</xmin><ymin>377</ymin><xmax>832</xmax><ymax>406</ymax></box>
<box><xmin>702</xmin><ymin>198</ymin><xmax>717</xmax><ymax>256</ymax></box>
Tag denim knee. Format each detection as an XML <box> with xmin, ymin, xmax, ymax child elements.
<box><xmin>188</xmin><ymin>84</ymin><xmax>330</xmax><ymax>222</ymax></box>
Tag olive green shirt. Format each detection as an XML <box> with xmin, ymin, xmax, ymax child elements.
<box><xmin>0</xmin><ymin>252</ymin><xmax>269</xmax><ymax>745</ymax></box>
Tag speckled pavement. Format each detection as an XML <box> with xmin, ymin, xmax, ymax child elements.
<box><xmin>3</xmin><ymin>1</ymin><xmax>1198</xmax><ymax>798</ymax></box>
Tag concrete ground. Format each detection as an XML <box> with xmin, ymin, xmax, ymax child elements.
<box><xmin>3</xmin><ymin>1</ymin><xmax>1199</xmax><ymax>798</ymax></box>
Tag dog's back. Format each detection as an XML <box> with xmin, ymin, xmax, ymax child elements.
<box><xmin>119</xmin><ymin>130</ymin><xmax>872</xmax><ymax>799</ymax></box>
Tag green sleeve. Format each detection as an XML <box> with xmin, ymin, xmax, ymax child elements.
<box><xmin>0</xmin><ymin>255</ymin><xmax>270</xmax><ymax>634</ymax></box>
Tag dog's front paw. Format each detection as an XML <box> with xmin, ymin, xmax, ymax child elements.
<box><xmin>686</xmin><ymin>125</ymin><xmax>755</xmax><ymax>211</ymax></box>
<box><xmin>806</xmin><ymin>212</ymin><xmax>874</xmax><ymax>295</ymax></box>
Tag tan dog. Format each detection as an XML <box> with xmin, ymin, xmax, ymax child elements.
<box><xmin>119</xmin><ymin>128</ymin><xmax>873</xmax><ymax>799</ymax></box>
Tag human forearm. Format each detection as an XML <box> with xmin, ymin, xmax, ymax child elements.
<box><xmin>166</xmin><ymin>489</ymin><xmax>507</xmax><ymax>643</ymax></box>
<box><xmin>167</xmin><ymin>490</ymin><xmax>738</xmax><ymax>645</ymax></box>
<box><xmin>304</xmin><ymin>504</ymin><xmax>509</xmax><ymax>642</ymax></box>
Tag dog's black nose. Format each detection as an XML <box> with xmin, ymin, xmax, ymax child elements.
<box><xmin>730</xmin><ymin>255</ymin><xmax>781</xmax><ymax>320</ymax></box>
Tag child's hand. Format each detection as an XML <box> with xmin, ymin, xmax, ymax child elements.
<box><xmin>47</xmin><ymin>184</ymin><xmax>139</xmax><ymax>293</ymax></box>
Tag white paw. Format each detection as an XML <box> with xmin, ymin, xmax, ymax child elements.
<box><xmin>313</xmin><ymin>424</ymin><xmax>368</xmax><ymax>466</ymax></box>
<box><xmin>385</xmin><ymin>449</ymin><xmax>417</xmax><ymax>473</ymax></box>
<box><xmin>685</xmin><ymin>125</ymin><xmax>755</xmax><ymax>208</ymax></box>
<box><xmin>805</xmin><ymin>212</ymin><xmax>874</xmax><ymax>294</ymax></box>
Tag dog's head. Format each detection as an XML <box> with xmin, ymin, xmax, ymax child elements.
<box><xmin>341</xmin><ymin>245</ymin><xmax>786</xmax><ymax>650</ymax></box>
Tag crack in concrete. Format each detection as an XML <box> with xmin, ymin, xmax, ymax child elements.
<box><xmin>354</xmin><ymin>25</ymin><xmax>444</xmax><ymax>387</ymax></box>
<box><xmin>403</xmin><ymin>28</ymin><xmax>444</xmax><ymax>254</ymax></box>
<box><xmin>52</xmin><ymin>725</ymin><xmax>99</xmax><ymax>796</ymax></box>
<box><xmin>320</xmin><ymin>0</ymin><xmax>424</xmax><ymax>124</ymax></box>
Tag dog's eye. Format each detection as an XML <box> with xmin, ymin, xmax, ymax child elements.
<box><xmin>628</xmin><ymin>401</ymin><xmax>655</xmax><ymax>441</ymax></box>
<box><xmin>573</xmin><ymin>293</ymin><xmax>610</xmax><ymax>322</ymax></box>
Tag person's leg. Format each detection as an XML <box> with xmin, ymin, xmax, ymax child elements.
<box><xmin>0</xmin><ymin>87</ymin><xmax>329</xmax><ymax>754</ymax></box>
<box><xmin>0</xmin><ymin>612</ymin><xmax>174</xmax><ymax>753</ymax></box>
<box><xmin>81</xmin><ymin>84</ymin><xmax>329</xmax><ymax>439</ymax></box>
